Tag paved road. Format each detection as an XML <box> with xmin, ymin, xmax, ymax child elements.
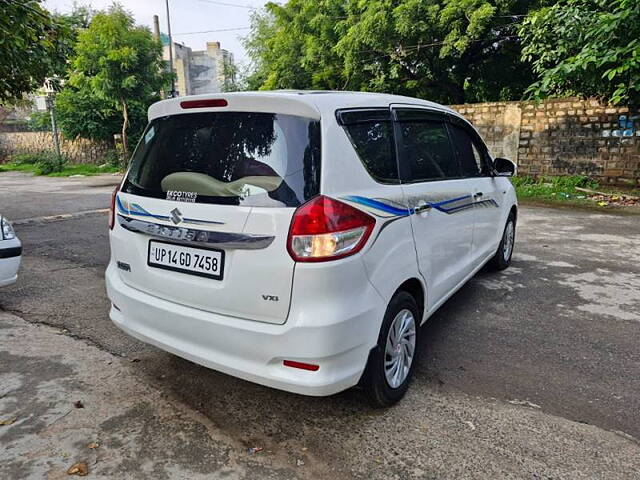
<box><xmin>1</xmin><ymin>172</ymin><xmax>639</xmax><ymax>478</ymax></box>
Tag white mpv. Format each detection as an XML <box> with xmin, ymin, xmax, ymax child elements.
<box><xmin>106</xmin><ymin>91</ymin><xmax>517</xmax><ymax>406</ymax></box>
<box><xmin>0</xmin><ymin>215</ymin><xmax>22</xmax><ymax>287</ymax></box>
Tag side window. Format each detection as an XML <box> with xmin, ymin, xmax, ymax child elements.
<box><xmin>449</xmin><ymin>123</ymin><xmax>492</xmax><ymax>177</ymax></box>
<box><xmin>449</xmin><ymin>124</ymin><xmax>481</xmax><ymax>177</ymax></box>
<box><xmin>338</xmin><ymin>109</ymin><xmax>399</xmax><ymax>184</ymax></box>
<box><xmin>397</xmin><ymin>117</ymin><xmax>460</xmax><ymax>182</ymax></box>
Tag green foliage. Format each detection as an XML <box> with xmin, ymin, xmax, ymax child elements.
<box><xmin>65</xmin><ymin>4</ymin><xmax>170</xmax><ymax>153</ymax></box>
<box><xmin>27</xmin><ymin>111</ymin><xmax>52</xmax><ymax>132</ymax></box>
<box><xmin>0</xmin><ymin>1</ymin><xmax>87</xmax><ymax>101</ymax></box>
<box><xmin>244</xmin><ymin>0</ymin><xmax>545</xmax><ymax>103</ymax></box>
<box><xmin>1</xmin><ymin>151</ymin><xmax>65</xmax><ymax>174</ymax></box>
<box><xmin>221</xmin><ymin>56</ymin><xmax>242</xmax><ymax>92</ymax></box>
<box><xmin>7</xmin><ymin>153</ymin><xmax>43</xmax><ymax>165</ymax></box>
<box><xmin>56</xmin><ymin>87</ymin><xmax>120</xmax><ymax>141</ymax></box>
<box><xmin>521</xmin><ymin>0</ymin><xmax>640</xmax><ymax>105</ymax></box>
<box><xmin>0</xmin><ymin>152</ymin><xmax>120</xmax><ymax>176</ymax></box>
<box><xmin>103</xmin><ymin>150</ymin><xmax>122</xmax><ymax>168</ymax></box>
<box><xmin>34</xmin><ymin>153</ymin><xmax>66</xmax><ymax>175</ymax></box>
<box><xmin>0</xmin><ymin>1</ymin><xmax>57</xmax><ymax>100</ymax></box>
<box><xmin>511</xmin><ymin>175</ymin><xmax>599</xmax><ymax>199</ymax></box>
<box><xmin>46</xmin><ymin>163</ymin><xmax>120</xmax><ymax>177</ymax></box>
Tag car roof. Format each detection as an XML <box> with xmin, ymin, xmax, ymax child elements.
<box><xmin>147</xmin><ymin>90</ymin><xmax>458</xmax><ymax>121</ymax></box>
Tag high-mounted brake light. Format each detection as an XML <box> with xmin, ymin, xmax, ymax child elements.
<box><xmin>180</xmin><ymin>99</ymin><xmax>228</xmax><ymax>109</ymax></box>
<box><xmin>108</xmin><ymin>187</ymin><xmax>118</xmax><ymax>230</ymax></box>
<box><xmin>287</xmin><ymin>195</ymin><xmax>375</xmax><ymax>262</ymax></box>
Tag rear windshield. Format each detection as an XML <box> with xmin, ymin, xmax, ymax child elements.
<box><xmin>122</xmin><ymin>112</ymin><xmax>321</xmax><ymax>207</ymax></box>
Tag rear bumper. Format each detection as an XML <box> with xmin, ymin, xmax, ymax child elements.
<box><xmin>0</xmin><ymin>239</ymin><xmax>21</xmax><ymax>287</ymax></box>
<box><xmin>106</xmin><ymin>262</ymin><xmax>384</xmax><ymax>396</ymax></box>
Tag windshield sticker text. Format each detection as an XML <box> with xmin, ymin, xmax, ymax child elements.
<box><xmin>166</xmin><ymin>190</ymin><xmax>198</xmax><ymax>203</ymax></box>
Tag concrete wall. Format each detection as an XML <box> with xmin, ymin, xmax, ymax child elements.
<box><xmin>190</xmin><ymin>50</ymin><xmax>219</xmax><ymax>95</ymax></box>
<box><xmin>450</xmin><ymin>98</ymin><xmax>640</xmax><ymax>185</ymax></box>
<box><xmin>0</xmin><ymin>132</ymin><xmax>113</xmax><ymax>164</ymax></box>
<box><xmin>163</xmin><ymin>41</ymin><xmax>233</xmax><ymax>96</ymax></box>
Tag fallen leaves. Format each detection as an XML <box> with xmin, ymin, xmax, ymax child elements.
<box><xmin>87</xmin><ymin>442</ymin><xmax>100</xmax><ymax>449</ymax></box>
<box><xmin>591</xmin><ymin>194</ymin><xmax>639</xmax><ymax>207</ymax></box>
<box><xmin>574</xmin><ymin>187</ymin><xmax>640</xmax><ymax>207</ymax></box>
<box><xmin>67</xmin><ymin>461</ymin><xmax>88</xmax><ymax>476</ymax></box>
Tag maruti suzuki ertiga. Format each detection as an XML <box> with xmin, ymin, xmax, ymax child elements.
<box><xmin>106</xmin><ymin>91</ymin><xmax>517</xmax><ymax>406</ymax></box>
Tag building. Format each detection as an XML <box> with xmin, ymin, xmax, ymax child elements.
<box><xmin>162</xmin><ymin>40</ymin><xmax>235</xmax><ymax>96</ymax></box>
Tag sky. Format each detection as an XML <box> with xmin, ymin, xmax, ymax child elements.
<box><xmin>43</xmin><ymin>0</ymin><xmax>269</xmax><ymax>65</ymax></box>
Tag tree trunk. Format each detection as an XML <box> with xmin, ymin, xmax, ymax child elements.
<box><xmin>121</xmin><ymin>98</ymin><xmax>129</xmax><ymax>164</ymax></box>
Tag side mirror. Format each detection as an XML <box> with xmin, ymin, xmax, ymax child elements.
<box><xmin>493</xmin><ymin>157</ymin><xmax>516</xmax><ymax>177</ymax></box>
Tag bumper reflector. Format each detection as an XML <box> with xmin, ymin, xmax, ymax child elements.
<box><xmin>283</xmin><ymin>360</ymin><xmax>319</xmax><ymax>371</ymax></box>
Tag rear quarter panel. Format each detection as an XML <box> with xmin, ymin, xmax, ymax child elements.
<box><xmin>319</xmin><ymin>111</ymin><xmax>428</xmax><ymax>323</ymax></box>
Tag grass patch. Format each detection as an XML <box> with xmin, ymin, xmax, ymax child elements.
<box><xmin>511</xmin><ymin>175</ymin><xmax>598</xmax><ymax>201</ymax></box>
<box><xmin>0</xmin><ymin>152</ymin><xmax>121</xmax><ymax>177</ymax></box>
<box><xmin>47</xmin><ymin>163</ymin><xmax>120</xmax><ymax>177</ymax></box>
<box><xmin>0</xmin><ymin>162</ymin><xmax>39</xmax><ymax>173</ymax></box>
<box><xmin>512</xmin><ymin>175</ymin><xmax>639</xmax><ymax>208</ymax></box>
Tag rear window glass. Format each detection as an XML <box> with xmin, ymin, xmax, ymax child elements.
<box><xmin>338</xmin><ymin>109</ymin><xmax>399</xmax><ymax>184</ymax></box>
<box><xmin>122</xmin><ymin>112</ymin><xmax>321</xmax><ymax>207</ymax></box>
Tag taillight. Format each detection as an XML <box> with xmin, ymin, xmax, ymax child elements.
<box><xmin>287</xmin><ymin>195</ymin><xmax>375</xmax><ymax>262</ymax></box>
<box><xmin>108</xmin><ymin>187</ymin><xmax>118</xmax><ymax>230</ymax></box>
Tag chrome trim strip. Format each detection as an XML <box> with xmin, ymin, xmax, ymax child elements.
<box><xmin>117</xmin><ymin>215</ymin><xmax>275</xmax><ymax>250</ymax></box>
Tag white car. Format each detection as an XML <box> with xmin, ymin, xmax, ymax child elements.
<box><xmin>0</xmin><ymin>215</ymin><xmax>21</xmax><ymax>287</ymax></box>
<box><xmin>106</xmin><ymin>91</ymin><xmax>517</xmax><ymax>406</ymax></box>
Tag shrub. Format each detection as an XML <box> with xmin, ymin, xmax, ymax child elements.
<box><xmin>8</xmin><ymin>153</ymin><xmax>41</xmax><ymax>165</ymax></box>
<box><xmin>26</xmin><ymin>111</ymin><xmax>52</xmax><ymax>132</ymax></box>
<box><xmin>28</xmin><ymin>152</ymin><xmax>67</xmax><ymax>174</ymax></box>
<box><xmin>103</xmin><ymin>149</ymin><xmax>121</xmax><ymax>168</ymax></box>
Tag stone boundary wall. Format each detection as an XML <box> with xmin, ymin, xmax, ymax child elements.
<box><xmin>0</xmin><ymin>131</ymin><xmax>113</xmax><ymax>165</ymax></box>
<box><xmin>449</xmin><ymin>98</ymin><xmax>640</xmax><ymax>185</ymax></box>
<box><xmin>2</xmin><ymin>99</ymin><xmax>638</xmax><ymax>184</ymax></box>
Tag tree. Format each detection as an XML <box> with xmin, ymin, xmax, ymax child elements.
<box><xmin>0</xmin><ymin>0</ymin><xmax>73</xmax><ymax>101</ymax></box>
<box><xmin>66</xmin><ymin>5</ymin><xmax>169</xmax><ymax>154</ymax></box>
<box><xmin>521</xmin><ymin>0</ymin><xmax>640</xmax><ymax>105</ymax></box>
<box><xmin>56</xmin><ymin>86</ymin><xmax>149</xmax><ymax>146</ymax></box>
<box><xmin>244</xmin><ymin>0</ymin><xmax>546</xmax><ymax>104</ymax></box>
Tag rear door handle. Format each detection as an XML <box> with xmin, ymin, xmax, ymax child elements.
<box><xmin>474</xmin><ymin>192</ymin><xmax>484</xmax><ymax>198</ymax></box>
<box><xmin>414</xmin><ymin>203</ymin><xmax>432</xmax><ymax>213</ymax></box>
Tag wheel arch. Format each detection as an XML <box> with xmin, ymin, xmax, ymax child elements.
<box><xmin>510</xmin><ymin>204</ymin><xmax>518</xmax><ymax>223</ymax></box>
<box><xmin>394</xmin><ymin>277</ymin><xmax>426</xmax><ymax>324</ymax></box>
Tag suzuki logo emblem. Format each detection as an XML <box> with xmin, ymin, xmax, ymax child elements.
<box><xmin>170</xmin><ymin>208</ymin><xmax>183</xmax><ymax>225</ymax></box>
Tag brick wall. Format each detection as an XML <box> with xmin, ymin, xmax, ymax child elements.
<box><xmin>0</xmin><ymin>131</ymin><xmax>113</xmax><ymax>164</ymax></box>
<box><xmin>449</xmin><ymin>98</ymin><xmax>640</xmax><ymax>185</ymax></box>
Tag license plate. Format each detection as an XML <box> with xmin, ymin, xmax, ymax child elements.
<box><xmin>147</xmin><ymin>240</ymin><xmax>224</xmax><ymax>280</ymax></box>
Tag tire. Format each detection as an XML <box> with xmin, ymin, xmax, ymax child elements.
<box><xmin>488</xmin><ymin>212</ymin><xmax>516</xmax><ymax>271</ymax></box>
<box><xmin>361</xmin><ymin>291</ymin><xmax>420</xmax><ymax>407</ymax></box>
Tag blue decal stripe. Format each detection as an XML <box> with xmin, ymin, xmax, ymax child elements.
<box><xmin>116</xmin><ymin>196</ymin><xmax>168</xmax><ymax>220</ymax></box>
<box><xmin>442</xmin><ymin>203</ymin><xmax>475</xmax><ymax>213</ymax></box>
<box><xmin>116</xmin><ymin>195</ymin><xmax>224</xmax><ymax>225</ymax></box>
<box><xmin>431</xmin><ymin>194</ymin><xmax>473</xmax><ymax>207</ymax></box>
<box><xmin>343</xmin><ymin>193</ymin><xmax>500</xmax><ymax>217</ymax></box>
<box><xmin>345</xmin><ymin>196</ymin><xmax>411</xmax><ymax>216</ymax></box>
